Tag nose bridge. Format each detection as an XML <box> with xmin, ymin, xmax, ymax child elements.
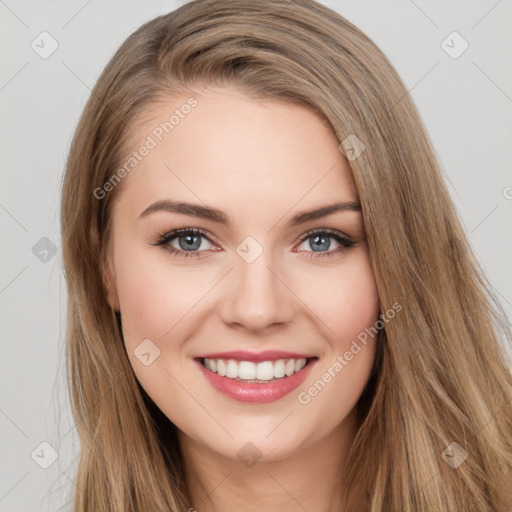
<box><xmin>220</xmin><ymin>237</ymin><xmax>294</xmax><ymax>331</ymax></box>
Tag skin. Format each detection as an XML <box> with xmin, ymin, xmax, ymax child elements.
<box><xmin>104</xmin><ymin>86</ymin><xmax>380</xmax><ymax>511</ymax></box>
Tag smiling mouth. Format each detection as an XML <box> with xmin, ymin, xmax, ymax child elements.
<box><xmin>197</xmin><ymin>356</ymin><xmax>318</xmax><ymax>383</ymax></box>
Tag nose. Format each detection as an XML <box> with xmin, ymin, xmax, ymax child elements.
<box><xmin>218</xmin><ymin>247</ymin><xmax>296</xmax><ymax>333</ymax></box>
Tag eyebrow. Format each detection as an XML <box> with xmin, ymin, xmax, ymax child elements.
<box><xmin>139</xmin><ymin>200</ymin><xmax>361</xmax><ymax>227</ymax></box>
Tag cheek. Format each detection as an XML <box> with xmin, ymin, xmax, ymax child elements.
<box><xmin>333</xmin><ymin>263</ymin><xmax>380</xmax><ymax>348</ymax></box>
<box><xmin>293</xmin><ymin>254</ymin><xmax>380</xmax><ymax>412</ymax></box>
<box><xmin>297</xmin><ymin>254</ymin><xmax>380</xmax><ymax>351</ymax></box>
<box><xmin>113</xmin><ymin>247</ymin><xmax>218</xmax><ymax>342</ymax></box>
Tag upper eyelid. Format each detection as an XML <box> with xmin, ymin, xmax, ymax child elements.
<box><xmin>166</xmin><ymin>227</ymin><xmax>218</xmax><ymax>245</ymax></box>
<box><xmin>298</xmin><ymin>227</ymin><xmax>352</xmax><ymax>240</ymax></box>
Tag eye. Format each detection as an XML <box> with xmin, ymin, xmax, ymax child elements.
<box><xmin>151</xmin><ymin>228</ymin><xmax>218</xmax><ymax>259</ymax></box>
<box><xmin>295</xmin><ymin>229</ymin><xmax>354</xmax><ymax>258</ymax></box>
<box><xmin>152</xmin><ymin>227</ymin><xmax>355</xmax><ymax>260</ymax></box>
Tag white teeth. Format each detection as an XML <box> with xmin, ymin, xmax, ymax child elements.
<box><xmin>226</xmin><ymin>360</ymin><xmax>238</xmax><ymax>378</ymax></box>
<box><xmin>238</xmin><ymin>361</ymin><xmax>256</xmax><ymax>380</ymax></box>
<box><xmin>217</xmin><ymin>360</ymin><xmax>227</xmax><ymax>377</ymax></box>
<box><xmin>274</xmin><ymin>359</ymin><xmax>285</xmax><ymax>378</ymax></box>
<box><xmin>256</xmin><ymin>361</ymin><xmax>274</xmax><ymax>381</ymax></box>
<box><xmin>202</xmin><ymin>357</ymin><xmax>309</xmax><ymax>381</ymax></box>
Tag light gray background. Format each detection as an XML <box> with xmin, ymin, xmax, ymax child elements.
<box><xmin>1</xmin><ymin>1</ymin><xmax>511</xmax><ymax>510</ymax></box>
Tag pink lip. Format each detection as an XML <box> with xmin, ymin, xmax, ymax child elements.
<box><xmin>194</xmin><ymin>357</ymin><xmax>318</xmax><ymax>403</ymax></box>
<box><xmin>197</xmin><ymin>350</ymin><xmax>314</xmax><ymax>362</ymax></box>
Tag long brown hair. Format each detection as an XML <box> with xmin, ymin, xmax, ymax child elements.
<box><xmin>60</xmin><ymin>0</ymin><xmax>512</xmax><ymax>510</ymax></box>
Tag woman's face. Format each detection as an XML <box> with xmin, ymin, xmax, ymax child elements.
<box><xmin>105</xmin><ymin>86</ymin><xmax>380</xmax><ymax>462</ymax></box>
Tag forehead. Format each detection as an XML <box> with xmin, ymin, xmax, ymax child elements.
<box><xmin>113</xmin><ymin>86</ymin><xmax>357</xmax><ymax>223</ymax></box>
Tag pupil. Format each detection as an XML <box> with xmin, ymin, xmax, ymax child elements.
<box><xmin>311</xmin><ymin>235</ymin><xmax>330</xmax><ymax>252</ymax></box>
<box><xmin>179</xmin><ymin>234</ymin><xmax>201</xmax><ymax>251</ymax></box>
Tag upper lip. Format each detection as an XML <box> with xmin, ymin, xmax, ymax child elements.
<box><xmin>196</xmin><ymin>350</ymin><xmax>316</xmax><ymax>362</ymax></box>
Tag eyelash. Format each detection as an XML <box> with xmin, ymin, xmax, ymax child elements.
<box><xmin>151</xmin><ymin>227</ymin><xmax>355</xmax><ymax>260</ymax></box>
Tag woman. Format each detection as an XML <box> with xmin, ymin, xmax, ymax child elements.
<box><xmin>60</xmin><ymin>0</ymin><xmax>512</xmax><ymax>510</ymax></box>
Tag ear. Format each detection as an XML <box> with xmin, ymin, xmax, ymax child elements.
<box><xmin>103</xmin><ymin>254</ymin><xmax>120</xmax><ymax>311</ymax></box>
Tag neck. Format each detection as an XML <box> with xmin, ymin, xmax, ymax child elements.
<box><xmin>178</xmin><ymin>409</ymin><xmax>358</xmax><ymax>512</ymax></box>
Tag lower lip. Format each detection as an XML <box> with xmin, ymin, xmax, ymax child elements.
<box><xmin>195</xmin><ymin>358</ymin><xmax>317</xmax><ymax>403</ymax></box>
